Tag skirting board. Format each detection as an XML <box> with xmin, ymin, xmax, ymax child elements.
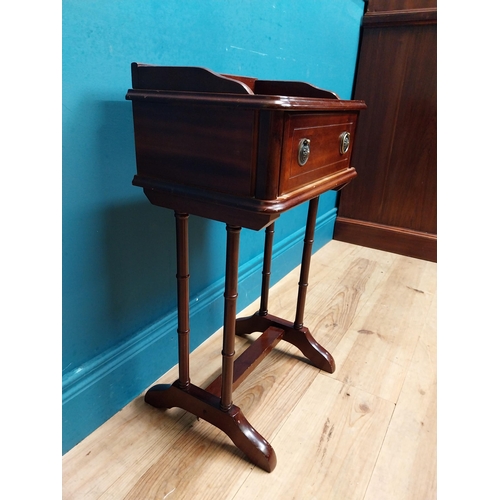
<box><xmin>62</xmin><ymin>208</ymin><xmax>337</xmax><ymax>454</ymax></box>
<box><xmin>334</xmin><ymin>217</ymin><xmax>437</xmax><ymax>262</ymax></box>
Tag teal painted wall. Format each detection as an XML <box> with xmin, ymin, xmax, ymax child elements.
<box><xmin>62</xmin><ymin>0</ymin><xmax>364</xmax><ymax>453</ymax></box>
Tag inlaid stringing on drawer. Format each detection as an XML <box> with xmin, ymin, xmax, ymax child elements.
<box><xmin>280</xmin><ymin>113</ymin><xmax>356</xmax><ymax>194</ymax></box>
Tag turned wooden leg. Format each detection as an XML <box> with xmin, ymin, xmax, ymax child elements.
<box><xmin>145</xmin><ymin>211</ymin><xmax>191</xmax><ymax>408</ymax></box>
<box><xmin>236</xmin><ymin>197</ymin><xmax>335</xmax><ymax>374</ymax></box>
<box><xmin>294</xmin><ymin>197</ymin><xmax>319</xmax><ymax>330</ymax></box>
<box><xmin>220</xmin><ymin>225</ymin><xmax>241</xmax><ymax>411</ymax></box>
<box><xmin>175</xmin><ymin>212</ymin><xmax>191</xmax><ymax>389</ymax></box>
<box><xmin>145</xmin><ymin>219</ymin><xmax>277</xmax><ymax>473</ymax></box>
<box><xmin>258</xmin><ymin>222</ymin><xmax>275</xmax><ymax>317</ymax></box>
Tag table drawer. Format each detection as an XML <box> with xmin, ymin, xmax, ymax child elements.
<box><xmin>280</xmin><ymin>113</ymin><xmax>356</xmax><ymax>194</ymax></box>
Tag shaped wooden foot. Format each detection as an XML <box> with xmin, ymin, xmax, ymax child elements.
<box><xmin>236</xmin><ymin>312</ymin><xmax>335</xmax><ymax>373</ymax></box>
<box><xmin>145</xmin><ymin>380</ymin><xmax>277</xmax><ymax>472</ymax></box>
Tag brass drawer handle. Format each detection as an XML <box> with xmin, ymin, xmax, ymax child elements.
<box><xmin>339</xmin><ymin>131</ymin><xmax>350</xmax><ymax>155</ymax></box>
<box><xmin>298</xmin><ymin>138</ymin><xmax>311</xmax><ymax>166</ymax></box>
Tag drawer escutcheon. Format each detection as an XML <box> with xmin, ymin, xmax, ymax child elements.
<box><xmin>339</xmin><ymin>131</ymin><xmax>350</xmax><ymax>155</ymax></box>
<box><xmin>297</xmin><ymin>138</ymin><xmax>311</xmax><ymax>166</ymax></box>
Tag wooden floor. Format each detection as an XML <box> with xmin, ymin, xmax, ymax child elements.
<box><xmin>62</xmin><ymin>240</ymin><xmax>437</xmax><ymax>499</ymax></box>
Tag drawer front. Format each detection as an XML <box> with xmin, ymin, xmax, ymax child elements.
<box><xmin>280</xmin><ymin>113</ymin><xmax>356</xmax><ymax>194</ymax></box>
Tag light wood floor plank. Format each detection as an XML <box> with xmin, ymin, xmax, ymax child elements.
<box><xmin>118</xmin><ymin>336</ymin><xmax>325</xmax><ymax>498</ymax></box>
<box><xmin>364</xmin><ymin>293</ymin><xmax>437</xmax><ymax>500</ymax></box>
<box><xmin>235</xmin><ymin>375</ymin><xmax>395</xmax><ymax>500</ymax></box>
<box><xmin>332</xmin><ymin>254</ymin><xmax>435</xmax><ymax>403</ymax></box>
<box><xmin>62</xmin><ymin>240</ymin><xmax>437</xmax><ymax>500</ymax></box>
<box><xmin>62</xmin><ymin>332</ymin><xmax>251</xmax><ymax>498</ymax></box>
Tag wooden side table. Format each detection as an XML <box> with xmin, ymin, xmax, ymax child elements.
<box><xmin>126</xmin><ymin>64</ymin><xmax>365</xmax><ymax>472</ymax></box>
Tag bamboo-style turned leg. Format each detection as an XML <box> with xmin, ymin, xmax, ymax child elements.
<box><xmin>236</xmin><ymin>197</ymin><xmax>334</xmax><ymax>373</ymax></box>
<box><xmin>145</xmin><ymin>217</ymin><xmax>276</xmax><ymax>472</ymax></box>
<box><xmin>144</xmin><ymin>198</ymin><xmax>332</xmax><ymax>472</ymax></box>
<box><xmin>175</xmin><ymin>212</ymin><xmax>191</xmax><ymax>389</ymax></box>
<box><xmin>294</xmin><ymin>196</ymin><xmax>319</xmax><ymax>329</ymax></box>
<box><xmin>258</xmin><ymin>222</ymin><xmax>275</xmax><ymax>316</ymax></box>
<box><xmin>220</xmin><ymin>225</ymin><xmax>241</xmax><ymax>411</ymax></box>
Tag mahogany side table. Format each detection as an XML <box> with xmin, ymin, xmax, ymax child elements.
<box><xmin>126</xmin><ymin>64</ymin><xmax>365</xmax><ymax>472</ymax></box>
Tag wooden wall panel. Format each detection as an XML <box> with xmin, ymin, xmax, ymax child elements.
<box><xmin>335</xmin><ymin>1</ymin><xmax>437</xmax><ymax>262</ymax></box>
<box><xmin>365</xmin><ymin>0</ymin><xmax>437</xmax><ymax>12</ymax></box>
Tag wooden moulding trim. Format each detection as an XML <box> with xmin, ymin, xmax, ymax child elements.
<box><xmin>125</xmin><ymin>89</ymin><xmax>367</xmax><ymax>112</ymax></box>
<box><xmin>133</xmin><ymin>168</ymin><xmax>356</xmax><ymax>216</ymax></box>
<box><xmin>363</xmin><ymin>8</ymin><xmax>437</xmax><ymax>27</ymax></box>
<box><xmin>334</xmin><ymin>217</ymin><xmax>437</xmax><ymax>262</ymax></box>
